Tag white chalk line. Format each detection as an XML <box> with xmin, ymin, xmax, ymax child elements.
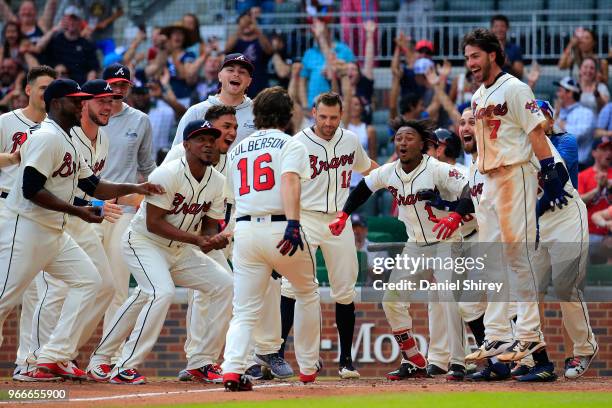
<box><xmin>0</xmin><ymin>382</ymin><xmax>292</xmax><ymax>405</ymax></box>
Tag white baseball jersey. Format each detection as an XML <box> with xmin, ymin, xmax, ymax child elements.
<box><xmin>172</xmin><ymin>95</ymin><xmax>255</xmax><ymax>148</ymax></box>
<box><xmin>364</xmin><ymin>156</ymin><xmax>468</xmax><ymax>245</ymax></box>
<box><xmin>71</xmin><ymin>126</ymin><xmax>109</xmax><ymax>200</ymax></box>
<box><xmin>295</xmin><ymin>126</ymin><xmax>371</xmax><ymax>213</ymax></box>
<box><xmin>130</xmin><ymin>157</ymin><xmax>225</xmax><ymax>248</ymax></box>
<box><xmin>456</xmin><ymin>164</ymin><xmax>478</xmax><ymax>237</ymax></box>
<box><xmin>468</xmin><ymin>158</ymin><xmax>485</xmax><ymax>209</ymax></box>
<box><xmin>0</xmin><ymin>109</ymin><xmax>41</xmax><ymax>192</ymax></box>
<box><xmin>225</xmin><ymin>129</ymin><xmax>309</xmax><ymax>217</ymax></box>
<box><xmin>5</xmin><ymin>119</ymin><xmax>93</xmax><ymax>230</ymax></box>
<box><xmin>162</xmin><ymin>143</ymin><xmax>228</xmax><ymax>176</ymax></box>
<box><xmin>471</xmin><ymin>73</ymin><xmax>546</xmax><ymax>173</ymax></box>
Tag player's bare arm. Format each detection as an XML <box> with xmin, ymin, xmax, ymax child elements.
<box><xmin>360</xmin><ymin>160</ymin><xmax>380</xmax><ymax>177</ymax></box>
<box><xmin>0</xmin><ymin>150</ymin><xmax>20</xmax><ymax>168</ymax></box>
<box><xmin>22</xmin><ymin>166</ymin><xmax>104</xmax><ymax>223</ymax></box>
<box><xmin>84</xmin><ymin>177</ymin><xmax>165</xmax><ymax>200</ymax></box>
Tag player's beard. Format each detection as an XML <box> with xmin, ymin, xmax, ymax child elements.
<box><xmin>480</xmin><ymin>58</ymin><xmax>492</xmax><ymax>84</ymax></box>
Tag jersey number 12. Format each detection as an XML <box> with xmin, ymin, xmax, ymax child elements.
<box><xmin>237</xmin><ymin>153</ymin><xmax>275</xmax><ymax>195</ymax></box>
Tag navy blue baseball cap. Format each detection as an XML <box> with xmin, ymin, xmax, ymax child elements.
<box><xmin>221</xmin><ymin>53</ymin><xmax>254</xmax><ymax>76</ymax></box>
<box><xmin>553</xmin><ymin>77</ymin><xmax>580</xmax><ymax>93</ymax></box>
<box><xmin>183</xmin><ymin>120</ymin><xmax>222</xmax><ymax>141</ymax></box>
<box><xmin>81</xmin><ymin>79</ymin><xmax>123</xmax><ymax>99</ymax></box>
<box><xmin>43</xmin><ymin>79</ymin><xmax>93</xmax><ymax>108</ymax></box>
<box><xmin>102</xmin><ymin>63</ymin><xmax>132</xmax><ymax>84</ymax></box>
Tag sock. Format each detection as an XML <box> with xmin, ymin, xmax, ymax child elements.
<box><xmin>279</xmin><ymin>296</ymin><xmax>296</xmax><ymax>358</ymax></box>
<box><xmin>393</xmin><ymin>329</ymin><xmax>426</xmax><ymax>368</ymax></box>
<box><xmin>532</xmin><ymin>347</ymin><xmax>550</xmax><ymax>365</ymax></box>
<box><xmin>467</xmin><ymin>314</ymin><xmax>486</xmax><ymax>347</ymax></box>
<box><xmin>336</xmin><ymin>302</ymin><xmax>355</xmax><ymax>364</ymax></box>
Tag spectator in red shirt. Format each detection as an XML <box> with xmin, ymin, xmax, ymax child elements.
<box><xmin>578</xmin><ymin>138</ymin><xmax>612</xmax><ymax>246</ymax></box>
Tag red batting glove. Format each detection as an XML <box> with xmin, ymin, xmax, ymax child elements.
<box><xmin>329</xmin><ymin>211</ymin><xmax>349</xmax><ymax>236</ymax></box>
<box><xmin>432</xmin><ymin>212</ymin><xmax>462</xmax><ymax>240</ymax></box>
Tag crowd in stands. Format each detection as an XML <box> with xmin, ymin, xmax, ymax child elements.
<box><xmin>0</xmin><ymin>0</ymin><xmax>610</xmax><ymax>237</ymax></box>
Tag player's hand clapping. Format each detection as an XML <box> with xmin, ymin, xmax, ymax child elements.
<box><xmin>277</xmin><ymin>220</ymin><xmax>304</xmax><ymax>256</ymax></box>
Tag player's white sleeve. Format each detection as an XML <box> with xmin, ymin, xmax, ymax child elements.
<box><xmin>363</xmin><ymin>163</ymin><xmax>388</xmax><ymax>192</ymax></box>
<box><xmin>207</xmin><ymin>173</ymin><xmax>226</xmax><ymax>220</ymax></box>
<box><xmin>280</xmin><ymin>139</ymin><xmax>310</xmax><ymax>179</ymax></box>
<box><xmin>144</xmin><ymin>167</ymin><xmax>176</xmax><ymax>211</ymax></box>
<box><xmin>223</xmin><ymin>170</ymin><xmax>235</xmax><ymax>205</ymax></box>
<box><xmin>22</xmin><ymin>132</ymin><xmax>59</xmax><ymax>178</ymax></box>
<box><xmin>78</xmin><ymin>154</ymin><xmax>94</xmax><ymax>179</ymax></box>
<box><xmin>172</xmin><ymin>106</ymin><xmax>199</xmax><ymax>146</ymax></box>
<box><xmin>353</xmin><ymin>141</ymin><xmax>372</xmax><ymax>173</ymax></box>
<box><xmin>0</xmin><ymin>115</ymin><xmax>6</xmax><ymax>153</ymax></box>
<box><xmin>508</xmin><ymin>84</ymin><xmax>547</xmax><ymax>136</ymax></box>
<box><xmin>162</xmin><ymin>144</ymin><xmax>185</xmax><ymax>165</ymax></box>
<box><xmin>435</xmin><ymin>161</ymin><xmax>469</xmax><ymax>199</ymax></box>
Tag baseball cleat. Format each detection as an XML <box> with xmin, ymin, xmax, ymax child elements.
<box><xmin>187</xmin><ymin>364</ymin><xmax>223</xmax><ymax>383</ymax></box>
<box><xmin>446</xmin><ymin>364</ymin><xmax>466</xmax><ymax>381</ymax></box>
<box><xmin>299</xmin><ymin>359</ymin><xmax>323</xmax><ymax>384</ymax></box>
<box><xmin>245</xmin><ymin>364</ymin><xmax>264</xmax><ymax>380</ymax></box>
<box><xmin>466</xmin><ymin>362</ymin><xmax>511</xmax><ymax>381</ymax></box>
<box><xmin>564</xmin><ymin>349</ymin><xmax>597</xmax><ymax>380</ymax></box>
<box><xmin>223</xmin><ymin>373</ymin><xmax>253</xmax><ymax>391</ymax></box>
<box><xmin>178</xmin><ymin>369</ymin><xmax>192</xmax><ymax>381</ymax></box>
<box><xmin>515</xmin><ymin>362</ymin><xmax>557</xmax><ymax>382</ymax></box>
<box><xmin>510</xmin><ymin>364</ymin><xmax>532</xmax><ymax>378</ymax></box>
<box><xmin>87</xmin><ymin>363</ymin><xmax>112</xmax><ymax>382</ymax></box>
<box><xmin>37</xmin><ymin>361</ymin><xmax>87</xmax><ymax>381</ymax></box>
<box><xmin>465</xmin><ymin>340</ymin><xmax>510</xmax><ymax>362</ymax></box>
<box><xmin>254</xmin><ymin>353</ymin><xmax>294</xmax><ymax>379</ymax></box>
<box><xmin>497</xmin><ymin>340</ymin><xmax>546</xmax><ymax>362</ymax></box>
<box><xmin>14</xmin><ymin>368</ymin><xmax>61</xmax><ymax>382</ymax></box>
<box><xmin>338</xmin><ymin>357</ymin><xmax>360</xmax><ymax>379</ymax></box>
<box><xmin>426</xmin><ymin>364</ymin><xmax>447</xmax><ymax>377</ymax></box>
<box><xmin>386</xmin><ymin>361</ymin><xmax>428</xmax><ymax>381</ymax></box>
<box><xmin>109</xmin><ymin>369</ymin><xmax>146</xmax><ymax>384</ymax></box>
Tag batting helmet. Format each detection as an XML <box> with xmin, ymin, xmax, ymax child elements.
<box><xmin>434</xmin><ymin>128</ymin><xmax>462</xmax><ymax>159</ymax></box>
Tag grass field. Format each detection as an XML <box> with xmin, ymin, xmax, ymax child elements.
<box><xmin>158</xmin><ymin>392</ymin><xmax>612</xmax><ymax>408</ymax></box>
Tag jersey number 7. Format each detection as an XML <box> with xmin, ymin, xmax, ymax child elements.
<box><xmin>487</xmin><ymin>119</ymin><xmax>501</xmax><ymax>140</ymax></box>
<box><xmin>237</xmin><ymin>153</ymin><xmax>275</xmax><ymax>195</ymax></box>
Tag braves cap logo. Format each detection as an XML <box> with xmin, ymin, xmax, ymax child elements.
<box><xmin>104</xmin><ymin>83</ymin><xmax>112</xmax><ymax>92</ymax></box>
<box><xmin>235</xmin><ymin>55</ymin><xmax>245</xmax><ymax>61</ymax></box>
<box><xmin>76</xmin><ymin>84</ymin><xmax>81</xmax><ymax>90</ymax></box>
<box><xmin>202</xmin><ymin>121</ymin><xmax>211</xmax><ymax>128</ymax></box>
<box><xmin>115</xmin><ymin>67</ymin><xmax>125</xmax><ymax>76</ymax></box>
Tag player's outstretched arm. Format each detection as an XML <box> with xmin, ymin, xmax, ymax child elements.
<box><xmin>329</xmin><ymin>179</ymin><xmax>374</xmax><ymax>236</ymax></box>
<box><xmin>22</xmin><ymin>166</ymin><xmax>104</xmax><ymax>224</ymax></box>
<box><xmin>277</xmin><ymin>172</ymin><xmax>304</xmax><ymax>256</ymax></box>
<box><xmin>80</xmin><ymin>177</ymin><xmax>165</xmax><ymax>201</ymax></box>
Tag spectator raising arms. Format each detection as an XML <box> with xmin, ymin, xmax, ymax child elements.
<box><xmin>36</xmin><ymin>7</ymin><xmax>99</xmax><ymax>84</ymax></box>
<box><xmin>559</xmin><ymin>27</ymin><xmax>608</xmax><ymax>83</ymax></box>
<box><xmin>348</xmin><ymin>95</ymin><xmax>377</xmax><ymax>187</ymax></box>
<box><xmin>301</xmin><ymin>19</ymin><xmax>355</xmax><ymax>108</ymax></box>
<box><xmin>578</xmin><ymin>57</ymin><xmax>610</xmax><ymax>114</ymax></box>
<box><xmin>490</xmin><ymin>14</ymin><xmax>523</xmax><ymax>79</ymax></box>
<box><xmin>225</xmin><ymin>8</ymin><xmax>272</xmax><ymax>98</ymax></box>
<box><xmin>0</xmin><ymin>0</ymin><xmax>57</xmax><ymax>45</ymax></box>
<box><xmin>555</xmin><ymin>77</ymin><xmax>596</xmax><ymax>170</ymax></box>
<box><xmin>346</xmin><ymin>20</ymin><xmax>376</xmax><ymax>125</ymax></box>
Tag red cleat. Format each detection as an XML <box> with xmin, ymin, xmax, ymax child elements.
<box><xmin>109</xmin><ymin>369</ymin><xmax>146</xmax><ymax>384</ymax></box>
<box><xmin>187</xmin><ymin>364</ymin><xmax>223</xmax><ymax>383</ymax></box>
<box><xmin>37</xmin><ymin>361</ymin><xmax>87</xmax><ymax>380</ymax></box>
<box><xmin>223</xmin><ymin>372</ymin><xmax>253</xmax><ymax>391</ymax></box>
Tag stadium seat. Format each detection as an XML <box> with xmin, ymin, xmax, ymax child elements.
<box><xmin>372</xmin><ymin>109</ymin><xmax>390</xmax><ymax>125</ymax></box>
<box><xmin>497</xmin><ymin>0</ymin><xmax>545</xmax><ymax>22</ymax></box>
<box><xmin>586</xmin><ymin>264</ymin><xmax>612</xmax><ymax>286</ymax></box>
<box><xmin>447</xmin><ymin>0</ymin><xmax>495</xmax><ymax>23</ymax></box>
<box><xmin>546</xmin><ymin>0</ymin><xmax>596</xmax><ymax>21</ymax></box>
<box><xmin>366</xmin><ymin>216</ymin><xmax>408</xmax><ymax>242</ymax></box>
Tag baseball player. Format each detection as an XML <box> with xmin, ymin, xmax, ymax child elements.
<box><xmin>0</xmin><ymin>79</ymin><xmax>163</xmax><ymax>381</ymax></box>
<box><xmin>0</xmin><ymin>66</ymin><xmax>57</xmax><ymax>382</ymax></box>
<box><xmin>434</xmin><ymin>128</ymin><xmax>468</xmax><ymax>174</ymax></box>
<box><xmin>330</xmin><ymin>120</ymin><xmax>473</xmax><ymax>381</ymax></box>
<box><xmin>166</xmin><ymin>106</ymin><xmax>290</xmax><ymax>381</ymax></box>
<box><xmin>280</xmin><ymin>91</ymin><xmax>378</xmax><ymax>379</ymax></box>
<box><xmin>511</xmin><ymin>100</ymin><xmax>597</xmax><ymax>380</ymax></box>
<box><xmin>462</xmin><ymin>29</ymin><xmax>567</xmax><ymax>381</ymax></box>
<box><xmin>222</xmin><ymin>87</ymin><xmax>321</xmax><ymax>391</ymax></box>
<box><xmin>91</xmin><ymin>120</ymin><xmax>232</xmax><ymax>385</ymax></box>
<box><xmin>97</xmin><ymin>64</ymin><xmax>157</xmax><ymax>340</ymax></box>
<box><xmin>25</xmin><ymin>80</ymin><xmax>125</xmax><ymax>380</ymax></box>
<box><xmin>171</xmin><ymin>53</ymin><xmax>256</xmax><ymax>148</ymax></box>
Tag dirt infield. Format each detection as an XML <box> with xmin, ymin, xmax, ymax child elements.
<box><xmin>1</xmin><ymin>377</ymin><xmax>611</xmax><ymax>407</ymax></box>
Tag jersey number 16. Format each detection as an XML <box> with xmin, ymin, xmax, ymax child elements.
<box><xmin>237</xmin><ymin>153</ymin><xmax>275</xmax><ymax>195</ymax></box>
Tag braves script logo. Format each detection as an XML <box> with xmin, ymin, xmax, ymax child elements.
<box><xmin>309</xmin><ymin>152</ymin><xmax>355</xmax><ymax>179</ymax></box>
<box><xmin>169</xmin><ymin>193</ymin><xmax>212</xmax><ymax>215</ymax></box>
<box><xmin>475</xmin><ymin>102</ymin><xmax>508</xmax><ymax>119</ymax></box>
<box><xmin>524</xmin><ymin>100</ymin><xmax>540</xmax><ymax>114</ymax></box>
<box><xmin>386</xmin><ymin>186</ymin><xmax>431</xmax><ymax>206</ymax></box>
<box><xmin>10</xmin><ymin>132</ymin><xmax>27</xmax><ymax>153</ymax></box>
<box><xmin>52</xmin><ymin>153</ymin><xmax>77</xmax><ymax>178</ymax></box>
<box><xmin>91</xmin><ymin>158</ymin><xmax>106</xmax><ymax>175</ymax></box>
<box><xmin>470</xmin><ymin>182</ymin><xmax>483</xmax><ymax>198</ymax></box>
<box><xmin>448</xmin><ymin>168</ymin><xmax>464</xmax><ymax>180</ymax></box>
